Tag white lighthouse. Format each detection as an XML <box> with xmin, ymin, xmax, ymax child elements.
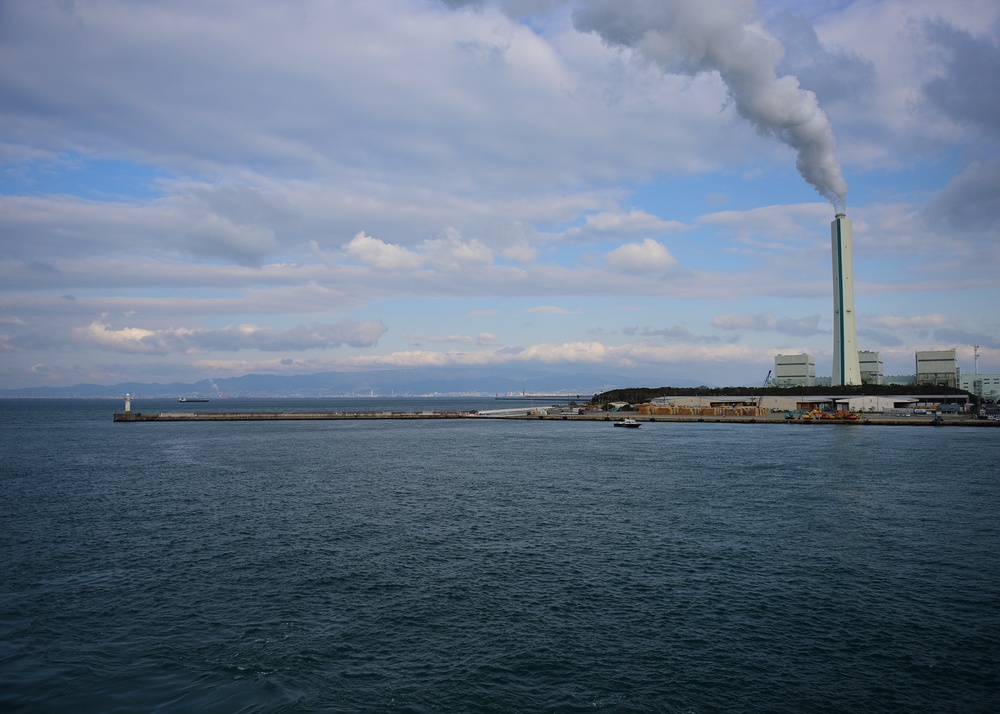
<box><xmin>831</xmin><ymin>213</ymin><xmax>861</xmax><ymax>385</ymax></box>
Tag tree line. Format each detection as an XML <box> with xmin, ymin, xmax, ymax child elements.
<box><xmin>590</xmin><ymin>383</ymin><xmax>970</xmax><ymax>406</ymax></box>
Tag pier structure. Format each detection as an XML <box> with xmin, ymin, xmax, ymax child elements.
<box><xmin>113</xmin><ymin>409</ymin><xmax>995</xmax><ymax>427</ymax></box>
<box><xmin>112</xmin><ymin>393</ymin><xmax>996</xmax><ymax>426</ymax></box>
<box><xmin>114</xmin><ymin>410</ymin><xmax>469</xmax><ymax>422</ymax></box>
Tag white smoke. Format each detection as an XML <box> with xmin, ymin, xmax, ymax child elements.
<box><xmin>572</xmin><ymin>0</ymin><xmax>848</xmax><ymax>211</ymax></box>
<box><xmin>443</xmin><ymin>0</ymin><xmax>848</xmax><ymax>210</ymax></box>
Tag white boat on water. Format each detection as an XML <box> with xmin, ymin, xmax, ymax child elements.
<box><xmin>613</xmin><ymin>418</ymin><xmax>640</xmax><ymax>428</ymax></box>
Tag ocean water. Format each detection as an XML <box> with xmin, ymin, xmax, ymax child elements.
<box><xmin>1</xmin><ymin>398</ymin><xmax>998</xmax><ymax>713</ymax></box>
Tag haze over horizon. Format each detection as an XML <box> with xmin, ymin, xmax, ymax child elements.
<box><xmin>2</xmin><ymin>0</ymin><xmax>998</xmax><ymax>390</ymax></box>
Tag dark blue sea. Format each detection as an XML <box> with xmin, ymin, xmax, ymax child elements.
<box><xmin>2</xmin><ymin>398</ymin><xmax>998</xmax><ymax>713</ymax></box>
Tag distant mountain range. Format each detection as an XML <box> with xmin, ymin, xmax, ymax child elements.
<box><xmin>0</xmin><ymin>367</ymin><xmax>704</xmax><ymax>399</ymax></box>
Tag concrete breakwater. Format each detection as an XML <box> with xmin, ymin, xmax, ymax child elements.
<box><xmin>114</xmin><ymin>410</ymin><xmax>468</xmax><ymax>422</ymax></box>
<box><xmin>113</xmin><ymin>410</ymin><xmax>997</xmax><ymax>426</ymax></box>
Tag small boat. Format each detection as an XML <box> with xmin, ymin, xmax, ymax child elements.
<box><xmin>613</xmin><ymin>418</ymin><xmax>640</xmax><ymax>428</ymax></box>
<box><xmin>177</xmin><ymin>397</ymin><xmax>210</xmax><ymax>403</ymax></box>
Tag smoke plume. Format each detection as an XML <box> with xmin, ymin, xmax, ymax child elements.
<box><xmin>438</xmin><ymin>0</ymin><xmax>848</xmax><ymax>209</ymax></box>
<box><xmin>571</xmin><ymin>0</ymin><xmax>848</xmax><ymax>211</ymax></box>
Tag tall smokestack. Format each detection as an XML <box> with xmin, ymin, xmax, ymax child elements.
<box><xmin>831</xmin><ymin>213</ymin><xmax>860</xmax><ymax>386</ymax></box>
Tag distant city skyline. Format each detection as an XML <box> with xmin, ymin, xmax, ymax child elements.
<box><xmin>1</xmin><ymin>0</ymin><xmax>998</xmax><ymax>389</ymax></box>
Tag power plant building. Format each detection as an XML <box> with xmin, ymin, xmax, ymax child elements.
<box><xmin>960</xmin><ymin>373</ymin><xmax>1000</xmax><ymax>402</ymax></box>
<box><xmin>859</xmin><ymin>350</ymin><xmax>884</xmax><ymax>385</ymax></box>
<box><xmin>915</xmin><ymin>349</ymin><xmax>959</xmax><ymax>388</ymax></box>
<box><xmin>774</xmin><ymin>353</ymin><xmax>816</xmax><ymax>387</ymax></box>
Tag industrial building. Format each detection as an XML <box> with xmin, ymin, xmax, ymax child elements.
<box><xmin>769</xmin><ymin>217</ymin><xmax>986</xmax><ymax>396</ymax></box>
<box><xmin>647</xmin><ymin>393</ymin><xmax>971</xmax><ymax>415</ymax></box>
<box><xmin>773</xmin><ymin>353</ymin><xmax>815</xmax><ymax>387</ymax></box>
<box><xmin>770</xmin><ymin>348</ymin><xmax>981</xmax><ymax>391</ymax></box>
<box><xmin>960</xmin><ymin>373</ymin><xmax>1000</xmax><ymax>402</ymax></box>
<box><xmin>859</xmin><ymin>350</ymin><xmax>884</xmax><ymax>385</ymax></box>
<box><xmin>916</xmin><ymin>349</ymin><xmax>959</xmax><ymax>388</ymax></box>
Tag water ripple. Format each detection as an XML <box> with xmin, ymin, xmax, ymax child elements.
<box><xmin>1</xmin><ymin>401</ymin><xmax>998</xmax><ymax>712</ymax></box>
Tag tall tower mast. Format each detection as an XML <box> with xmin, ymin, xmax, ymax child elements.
<box><xmin>831</xmin><ymin>213</ymin><xmax>861</xmax><ymax>385</ymax></box>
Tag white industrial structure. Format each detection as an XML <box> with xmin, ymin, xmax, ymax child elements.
<box><xmin>774</xmin><ymin>353</ymin><xmax>816</xmax><ymax>387</ymax></box>
<box><xmin>962</xmin><ymin>345</ymin><xmax>999</xmax><ymax>402</ymax></box>
<box><xmin>831</xmin><ymin>213</ymin><xmax>861</xmax><ymax>385</ymax></box>
<box><xmin>915</xmin><ymin>349</ymin><xmax>959</xmax><ymax>388</ymax></box>
<box><xmin>858</xmin><ymin>350</ymin><xmax>884</xmax><ymax>385</ymax></box>
<box><xmin>960</xmin><ymin>373</ymin><xmax>1000</xmax><ymax>402</ymax></box>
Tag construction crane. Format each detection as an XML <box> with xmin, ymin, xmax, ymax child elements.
<box><xmin>755</xmin><ymin>370</ymin><xmax>772</xmax><ymax>408</ymax></box>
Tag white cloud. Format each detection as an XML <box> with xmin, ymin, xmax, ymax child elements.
<box><xmin>922</xmin><ymin>159</ymin><xmax>1000</xmax><ymax>235</ymax></box>
<box><xmin>427</xmin><ymin>334</ymin><xmax>476</xmax><ymax>344</ymax></box>
<box><xmin>526</xmin><ymin>305</ymin><xmax>574</xmax><ymax>314</ymax></box>
<box><xmin>185</xmin><ymin>214</ymin><xmax>278</xmax><ymax>267</ymax></box>
<box><xmin>813</xmin><ymin>0</ymin><xmax>1000</xmax><ymax>169</ymax></box>
<box><xmin>342</xmin><ymin>231</ymin><xmax>424</xmax><ymax>271</ymax></box>
<box><xmin>73</xmin><ymin>317</ymin><xmax>387</xmax><ymax>354</ymax></box>
<box><xmin>1</xmin><ymin>1</ymin><xmax>999</xmax><ymax>386</ymax></box>
<box><xmin>712</xmin><ymin>312</ymin><xmax>823</xmax><ymax>336</ymax></box>
<box><xmin>76</xmin><ymin>319</ymin><xmax>179</xmax><ymax>354</ymax></box>
<box><xmin>329</xmin><ymin>340</ymin><xmax>772</xmax><ymax>371</ymax></box>
<box><xmin>420</xmin><ymin>331</ymin><xmax>498</xmax><ymax>346</ymax></box>
<box><xmin>422</xmin><ymin>228</ymin><xmax>493</xmax><ymax>270</ymax></box>
<box><xmin>867</xmin><ymin>314</ymin><xmax>951</xmax><ymax>330</ymax></box>
<box><xmin>558</xmin><ymin>209</ymin><xmax>689</xmax><ymax>242</ymax></box>
<box><xmin>700</xmin><ymin>203</ymin><xmax>834</xmax><ymax>246</ymax></box>
<box><xmin>341</xmin><ymin>228</ymin><xmax>493</xmax><ymax>272</ymax></box>
<box><xmin>0</xmin><ymin>1</ymin><xmax>744</xmax><ymax>194</ymax></box>
<box><xmin>713</xmin><ymin>313</ymin><xmax>778</xmax><ymax>331</ymax></box>
<box><xmin>605</xmin><ymin>238</ymin><xmax>677</xmax><ymax>273</ymax></box>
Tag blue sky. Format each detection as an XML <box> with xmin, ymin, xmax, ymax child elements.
<box><xmin>1</xmin><ymin>0</ymin><xmax>998</xmax><ymax>390</ymax></box>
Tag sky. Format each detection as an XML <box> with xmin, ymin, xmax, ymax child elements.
<box><xmin>1</xmin><ymin>0</ymin><xmax>999</xmax><ymax>390</ymax></box>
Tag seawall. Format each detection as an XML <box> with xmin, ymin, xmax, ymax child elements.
<box><xmin>115</xmin><ymin>411</ymin><xmax>468</xmax><ymax>422</ymax></box>
<box><xmin>114</xmin><ymin>411</ymin><xmax>998</xmax><ymax>426</ymax></box>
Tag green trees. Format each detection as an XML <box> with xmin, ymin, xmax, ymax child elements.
<box><xmin>589</xmin><ymin>383</ymin><xmax>970</xmax><ymax>406</ymax></box>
